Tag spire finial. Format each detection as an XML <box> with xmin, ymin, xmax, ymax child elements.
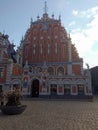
<box><xmin>44</xmin><ymin>1</ymin><xmax>48</xmax><ymax>14</ymax></box>
<box><xmin>30</xmin><ymin>17</ymin><xmax>33</xmax><ymax>26</ymax></box>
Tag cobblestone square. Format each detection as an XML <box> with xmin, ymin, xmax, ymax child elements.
<box><xmin>0</xmin><ymin>97</ymin><xmax>98</xmax><ymax>130</ymax></box>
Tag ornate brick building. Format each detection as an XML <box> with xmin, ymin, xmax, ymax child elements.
<box><xmin>0</xmin><ymin>3</ymin><xmax>92</xmax><ymax>99</ymax></box>
<box><xmin>0</xmin><ymin>33</ymin><xmax>22</xmax><ymax>92</ymax></box>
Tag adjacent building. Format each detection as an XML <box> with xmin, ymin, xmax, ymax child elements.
<box><xmin>91</xmin><ymin>66</ymin><xmax>98</xmax><ymax>94</ymax></box>
<box><xmin>0</xmin><ymin>33</ymin><xmax>22</xmax><ymax>92</ymax></box>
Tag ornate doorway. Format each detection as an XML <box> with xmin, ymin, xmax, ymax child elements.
<box><xmin>31</xmin><ymin>79</ymin><xmax>39</xmax><ymax>97</ymax></box>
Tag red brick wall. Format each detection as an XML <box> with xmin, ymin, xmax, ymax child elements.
<box><xmin>23</xmin><ymin>23</ymin><xmax>70</xmax><ymax>64</ymax></box>
<box><xmin>72</xmin><ymin>64</ymin><xmax>81</xmax><ymax>75</ymax></box>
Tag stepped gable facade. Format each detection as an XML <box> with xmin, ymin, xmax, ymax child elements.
<box><xmin>17</xmin><ymin>9</ymin><xmax>92</xmax><ymax>98</ymax></box>
<box><xmin>0</xmin><ymin>3</ymin><xmax>92</xmax><ymax>98</ymax></box>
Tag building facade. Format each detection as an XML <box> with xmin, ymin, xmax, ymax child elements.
<box><xmin>0</xmin><ymin>33</ymin><xmax>22</xmax><ymax>92</ymax></box>
<box><xmin>91</xmin><ymin>66</ymin><xmax>98</xmax><ymax>94</ymax></box>
<box><xmin>0</xmin><ymin>4</ymin><xmax>92</xmax><ymax>99</ymax></box>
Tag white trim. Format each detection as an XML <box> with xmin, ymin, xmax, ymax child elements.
<box><xmin>63</xmin><ymin>79</ymin><xmax>72</xmax><ymax>84</ymax></box>
<box><xmin>11</xmin><ymin>79</ymin><xmax>21</xmax><ymax>84</ymax></box>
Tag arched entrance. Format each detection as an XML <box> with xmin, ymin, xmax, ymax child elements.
<box><xmin>31</xmin><ymin>79</ymin><xmax>39</xmax><ymax>97</ymax></box>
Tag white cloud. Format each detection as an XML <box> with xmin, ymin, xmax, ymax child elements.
<box><xmin>86</xmin><ymin>14</ymin><xmax>98</xmax><ymax>41</ymax></box>
<box><xmin>71</xmin><ymin>30</ymin><xmax>92</xmax><ymax>55</ymax></box>
<box><xmin>83</xmin><ymin>50</ymin><xmax>98</xmax><ymax>68</ymax></box>
<box><xmin>72</xmin><ymin>6</ymin><xmax>98</xmax><ymax>18</ymax></box>
<box><xmin>72</xmin><ymin>10</ymin><xmax>78</xmax><ymax>16</ymax></box>
<box><xmin>69</xmin><ymin>21</ymin><xmax>76</xmax><ymax>26</ymax></box>
<box><xmin>70</xmin><ymin>6</ymin><xmax>98</xmax><ymax>68</ymax></box>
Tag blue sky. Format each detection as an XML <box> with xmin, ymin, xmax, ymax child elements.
<box><xmin>0</xmin><ymin>0</ymin><xmax>98</xmax><ymax>68</ymax></box>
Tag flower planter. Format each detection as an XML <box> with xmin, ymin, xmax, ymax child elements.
<box><xmin>0</xmin><ymin>105</ymin><xmax>27</xmax><ymax>115</ymax></box>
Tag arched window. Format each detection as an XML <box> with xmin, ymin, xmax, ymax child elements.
<box><xmin>57</xmin><ymin>67</ymin><xmax>64</xmax><ymax>76</ymax></box>
<box><xmin>29</xmin><ymin>66</ymin><xmax>33</xmax><ymax>73</ymax></box>
<box><xmin>36</xmin><ymin>67</ymin><xmax>42</xmax><ymax>73</ymax></box>
<box><xmin>48</xmin><ymin>67</ymin><xmax>54</xmax><ymax>75</ymax></box>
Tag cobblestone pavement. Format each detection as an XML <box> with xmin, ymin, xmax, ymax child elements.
<box><xmin>0</xmin><ymin>97</ymin><xmax>98</xmax><ymax>130</ymax></box>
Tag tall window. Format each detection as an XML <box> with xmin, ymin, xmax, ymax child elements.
<box><xmin>48</xmin><ymin>67</ymin><xmax>54</xmax><ymax>75</ymax></box>
<box><xmin>57</xmin><ymin>67</ymin><xmax>64</xmax><ymax>76</ymax></box>
<box><xmin>0</xmin><ymin>68</ymin><xmax>4</xmax><ymax>78</ymax></box>
<box><xmin>29</xmin><ymin>66</ymin><xmax>33</xmax><ymax>73</ymax></box>
<box><xmin>40</xmin><ymin>44</ymin><xmax>42</xmax><ymax>54</ymax></box>
<box><xmin>55</xmin><ymin>43</ymin><xmax>57</xmax><ymax>54</ymax></box>
<box><xmin>78</xmin><ymin>85</ymin><xmax>84</xmax><ymax>95</ymax></box>
<box><xmin>64</xmin><ymin>84</ymin><xmax>71</xmax><ymax>95</ymax></box>
<box><xmin>33</xmin><ymin>44</ymin><xmax>36</xmax><ymax>55</ymax></box>
<box><xmin>47</xmin><ymin>44</ymin><xmax>50</xmax><ymax>54</ymax></box>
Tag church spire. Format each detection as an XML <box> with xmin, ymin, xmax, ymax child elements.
<box><xmin>44</xmin><ymin>1</ymin><xmax>48</xmax><ymax>14</ymax></box>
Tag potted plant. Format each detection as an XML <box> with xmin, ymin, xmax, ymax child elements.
<box><xmin>0</xmin><ymin>88</ymin><xmax>27</xmax><ymax>115</ymax></box>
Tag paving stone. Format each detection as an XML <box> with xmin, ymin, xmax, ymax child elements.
<box><xmin>0</xmin><ymin>97</ymin><xmax>98</xmax><ymax>130</ymax></box>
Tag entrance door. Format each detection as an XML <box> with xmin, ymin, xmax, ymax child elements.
<box><xmin>31</xmin><ymin>79</ymin><xmax>39</xmax><ymax>97</ymax></box>
<box><xmin>0</xmin><ymin>85</ymin><xmax>2</xmax><ymax>92</ymax></box>
<box><xmin>51</xmin><ymin>84</ymin><xmax>57</xmax><ymax>97</ymax></box>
